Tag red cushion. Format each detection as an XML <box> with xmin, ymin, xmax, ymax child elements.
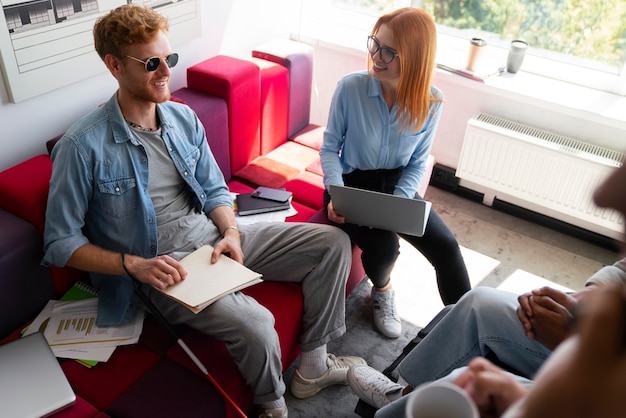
<box><xmin>61</xmin><ymin>345</ymin><xmax>160</xmax><ymax>410</ymax></box>
<box><xmin>283</xmin><ymin>171</ymin><xmax>325</xmax><ymax>210</ymax></box>
<box><xmin>166</xmin><ymin>329</ymin><xmax>255</xmax><ymax>416</ymax></box>
<box><xmin>285</xmin><ymin>200</ymin><xmax>317</xmax><ymax>222</ymax></box>
<box><xmin>234</xmin><ymin>156</ymin><xmax>300</xmax><ymax>189</ymax></box>
<box><xmin>166</xmin><ymin>281</ymin><xmax>304</xmax><ymax>416</ymax></box>
<box><xmin>187</xmin><ymin>55</ymin><xmax>261</xmax><ymax>174</ymax></box>
<box><xmin>0</xmin><ymin>154</ymin><xmax>52</xmax><ymax>235</ymax></box>
<box><xmin>107</xmin><ymin>359</ymin><xmax>226</xmax><ymax>418</ymax></box>
<box><xmin>250</xmin><ymin>57</ymin><xmax>289</xmax><ymax>155</ymax></box>
<box><xmin>51</xmin><ymin>395</ymin><xmax>100</xmax><ymax>418</ymax></box>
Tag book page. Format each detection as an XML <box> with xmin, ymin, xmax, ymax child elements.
<box><xmin>157</xmin><ymin>245</ymin><xmax>263</xmax><ymax>313</ymax></box>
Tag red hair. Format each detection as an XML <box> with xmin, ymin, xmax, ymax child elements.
<box><xmin>369</xmin><ymin>8</ymin><xmax>441</xmax><ymax>132</ymax></box>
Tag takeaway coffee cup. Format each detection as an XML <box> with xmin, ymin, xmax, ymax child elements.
<box><xmin>506</xmin><ymin>40</ymin><xmax>528</xmax><ymax>73</ymax></box>
<box><xmin>465</xmin><ymin>37</ymin><xmax>487</xmax><ymax>72</ymax></box>
<box><xmin>405</xmin><ymin>381</ymin><xmax>478</xmax><ymax>418</ymax></box>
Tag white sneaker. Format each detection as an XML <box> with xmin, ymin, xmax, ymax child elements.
<box><xmin>371</xmin><ymin>287</ymin><xmax>401</xmax><ymax>338</ymax></box>
<box><xmin>258</xmin><ymin>405</ymin><xmax>288</xmax><ymax>418</ymax></box>
<box><xmin>290</xmin><ymin>354</ymin><xmax>367</xmax><ymax>399</ymax></box>
<box><xmin>348</xmin><ymin>364</ymin><xmax>404</xmax><ymax>409</ymax></box>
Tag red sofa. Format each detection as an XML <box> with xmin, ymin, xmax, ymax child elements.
<box><xmin>0</xmin><ymin>40</ymin><xmax>434</xmax><ymax>417</ymax></box>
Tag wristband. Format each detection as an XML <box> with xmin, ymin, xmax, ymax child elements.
<box><xmin>221</xmin><ymin>225</ymin><xmax>239</xmax><ymax>237</ymax></box>
<box><xmin>121</xmin><ymin>253</ymin><xmax>132</xmax><ymax>277</ymax></box>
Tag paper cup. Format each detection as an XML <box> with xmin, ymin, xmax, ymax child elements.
<box><xmin>465</xmin><ymin>37</ymin><xmax>487</xmax><ymax>72</ymax></box>
<box><xmin>405</xmin><ymin>381</ymin><xmax>478</xmax><ymax>418</ymax></box>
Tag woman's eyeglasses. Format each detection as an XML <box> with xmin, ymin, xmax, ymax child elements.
<box><xmin>125</xmin><ymin>53</ymin><xmax>179</xmax><ymax>72</ymax></box>
<box><xmin>367</xmin><ymin>36</ymin><xmax>398</xmax><ymax>64</ymax></box>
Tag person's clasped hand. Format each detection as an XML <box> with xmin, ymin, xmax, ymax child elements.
<box><xmin>518</xmin><ymin>283</ymin><xmax>626</xmax><ymax>418</ymax></box>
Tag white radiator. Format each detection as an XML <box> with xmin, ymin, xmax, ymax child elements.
<box><xmin>456</xmin><ymin>113</ymin><xmax>625</xmax><ymax>240</ymax></box>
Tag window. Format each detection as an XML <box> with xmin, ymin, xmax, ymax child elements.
<box><xmin>291</xmin><ymin>0</ymin><xmax>626</xmax><ymax>95</ymax></box>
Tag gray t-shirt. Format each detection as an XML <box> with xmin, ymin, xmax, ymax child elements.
<box><xmin>133</xmin><ymin>128</ymin><xmax>215</xmax><ymax>256</ymax></box>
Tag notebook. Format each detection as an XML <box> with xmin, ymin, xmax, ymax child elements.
<box><xmin>236</xmin><ymin>192</ymin><xmax>291</xmax><ymax>216</ymax></box>
<box><xmin>0</xmin><ymin>332</ymin><xmax>76</xmax><ymax>417</ymax></box>
<box><xmin>329</xmin><ymin>185</ymin><xmax>432</xmax><ymax>236</ymax></box>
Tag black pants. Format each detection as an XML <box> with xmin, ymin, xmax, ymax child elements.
<box><xmin>325</xmin><ymin>169</ymin><xmax>471</xmax><ymax>305</ymax></box>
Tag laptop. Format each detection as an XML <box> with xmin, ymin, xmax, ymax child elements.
<box><xmin>0</xmin><ymin>332</ymin><xmax>76</xmax><ymax>417</ymax></box>
<box><xmin>329</xmin><ymin>185</ymin><xmax>432</xmax><ymax>236</ymax></box>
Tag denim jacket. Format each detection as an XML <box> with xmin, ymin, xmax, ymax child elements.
<box><xmin>42</xmin><ymin>92</ymin><xmax>232</xmax><ymax>326</ymax></box>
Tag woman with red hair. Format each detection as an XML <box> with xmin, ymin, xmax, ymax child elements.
<box><xmin>321</xmin><ymin>7</ymin><xmax>471</xmax><ymax>338</ymax></box>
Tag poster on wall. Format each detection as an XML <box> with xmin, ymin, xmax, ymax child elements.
<box><xmin>0</xmin><ymin>0</ymin><xmax>200</xmax><ymax>103</ymax></box>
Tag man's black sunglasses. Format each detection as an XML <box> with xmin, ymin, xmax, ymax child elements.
<box><xmin>125</xmin><ymin>53</ymin><xmax>179</xmax><ymax>72</ymax></box>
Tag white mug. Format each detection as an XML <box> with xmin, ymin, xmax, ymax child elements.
<box><xmin>405</xmin><ymin>381</ymin><xmax>479</xmax><ymax>418</ymax></box>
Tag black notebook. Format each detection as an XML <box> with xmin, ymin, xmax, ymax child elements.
<box><xmin>236</xmin><ymin>192</ymin><xmax>291</xmax><ymax>216</ymax></box>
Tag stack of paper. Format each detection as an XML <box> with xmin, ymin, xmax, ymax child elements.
<box><xmin>24</xmin><ymin>297</ymin><xmax>144</xmax><ymax>363</ymax></box>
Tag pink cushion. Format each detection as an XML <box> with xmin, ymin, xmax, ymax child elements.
<box><xmin>290</xmin><ymin>124</ymin><xmax>325</xmax><ymax>150</ymax></box>
<box><xmin>187</xmin><ymin>56</ymin><xmax>261</xmax><ymax>174</ymax></box>
<box><xmin>171</xmin><ymin>87</ymin><xmax>231</xmax><ymax>181</ymax></box>
<box><xmin>252</xmin><ymin>40</ymin><xmax>314</xmax><ymax>138</ymax></box>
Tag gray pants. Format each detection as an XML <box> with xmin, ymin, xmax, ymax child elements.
<box><xmin>143</xmin><ymin>222</ymin><xmax>351</xmax><ymax>403</ymax></box>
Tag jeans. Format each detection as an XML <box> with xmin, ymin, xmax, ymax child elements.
<box><xmin>375</xmin><ymin>286</ymin><xmax>550</xmax><ymax>417</ymax></box>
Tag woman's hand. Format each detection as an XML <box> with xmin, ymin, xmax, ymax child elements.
<box><xmin>327</xmin><ymin>200</ymin><xmax>345</xmax><ymax>224</ymax></box>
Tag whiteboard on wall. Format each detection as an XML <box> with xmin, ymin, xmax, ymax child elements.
<box><xmin>0</xmin><ymin>0</ymin><xmax>201</xmax><ymax>103</ymax></box>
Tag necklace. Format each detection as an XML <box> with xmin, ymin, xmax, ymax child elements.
<box><xmin>125</xmin><ymin>118</ymin><xmax>159</xmax><ymax>132</ymax></box>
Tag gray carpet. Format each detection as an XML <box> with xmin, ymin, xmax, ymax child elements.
<box><xmin>283</xmin><ymin>277</ymin><xmax>422</xmax><ymax>418</ymax></box>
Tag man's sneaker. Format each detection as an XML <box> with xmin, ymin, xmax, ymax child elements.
<box><xmin>258</xmin><ymin>405</ymin><xmax>288</xmax><ymax>418</ymax></box>
<box><xmin>371</xmin><ymin>288</ymin><xmax>401</xmax><ymax>338</ymax></box>
<box><xmin>290</xmin><ymin>353</ymin><xmax>367</xmax><ymax>399</ymax></box>
<box><xmin>347</xmin><ymin>364</ymin><xmax>404</xmax><ymax>409</ymax></box>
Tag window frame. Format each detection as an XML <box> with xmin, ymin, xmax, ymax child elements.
<box><xmin>290</xmin><ymin>0</ymin><xmax>626</xmax><ymax>96</ymax></box>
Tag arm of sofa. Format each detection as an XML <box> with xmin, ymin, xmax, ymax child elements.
<box><xmin>0</xmin><ymin>154</ymin><xmax>52</xmax><ymax>235</ymax></box>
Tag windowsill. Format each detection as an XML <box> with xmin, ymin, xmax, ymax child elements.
<box><xmin>292</xmin><ymin>28</ymin><xmax>626</xmax><ymax>130</ymax></box>
<box><xmin>434</xmin><ymin>67</ymin><xmax>626</xmax><ymax>128</ymax></box>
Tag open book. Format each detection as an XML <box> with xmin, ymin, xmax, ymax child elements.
<box><xmin>156</xmin><ymin>245</ymin><xmax>263</xmax><ymax>314</ymax></box>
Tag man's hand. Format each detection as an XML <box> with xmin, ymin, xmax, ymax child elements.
<box><xmin>123</xmin><ymin>254</ymin><xmax>187</xmax><ymax>290</ymax></box>
<box><xmin>212</xmin><ymin>228</ymin><xmax>244</xmax><ymax>264</ymax></box>
<box><xmin>453</xmin><ymin>357</ymin><xmax>528</xmax><ymax>418</ymax></box>
<box><xmin>516</xmin><ymin>287</ymin><xmax>578</xmax><ymax>349</ymax></box>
